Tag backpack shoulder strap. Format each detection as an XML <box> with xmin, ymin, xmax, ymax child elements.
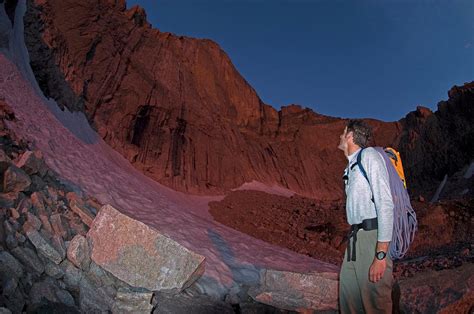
<box><xmin>356</xmin><ymin>148</ymin><xmax>375</xmax><ymax>203</ymax></box>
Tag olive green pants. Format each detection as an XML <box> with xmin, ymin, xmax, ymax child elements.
<box><xmin>339</xmin><ymin>229</ymin><xmax>393</xmax><ymax>314</ymax></box>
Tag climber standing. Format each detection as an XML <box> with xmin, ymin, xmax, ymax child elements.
<box><xmin>337</xmin><ymin>119</ymin><xmax>394</xmax><ymax>313</ymax></box>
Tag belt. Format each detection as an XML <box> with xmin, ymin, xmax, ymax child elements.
<box><xmin>347</xmin><ymin>218</ymin><xmax>378</xmax><ymax>262</ymax></box>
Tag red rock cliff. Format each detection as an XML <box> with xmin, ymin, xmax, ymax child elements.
<box><xmin>23</xmin><ymin>0</ymin><xmax>472</xmax><ymax>200</ymax></box>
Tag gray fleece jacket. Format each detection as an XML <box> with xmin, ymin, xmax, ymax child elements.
<box><xmin>344</xmin><ymin>147</ymin><xmax>394</xmax><ymax>242</ymax></box>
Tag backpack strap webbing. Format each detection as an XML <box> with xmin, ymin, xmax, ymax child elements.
<box><xmin>356</xmin><ymin>148</ymin><xmax>375</xmax><ymax>203</ymax></box>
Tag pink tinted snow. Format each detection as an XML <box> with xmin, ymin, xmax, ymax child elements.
<box><xmin>0</xmin><ymin>53</ymin><xmax>338</xmax><ymax>295</ymax></box>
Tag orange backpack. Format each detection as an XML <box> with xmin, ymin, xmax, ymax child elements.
<box><xmin>384</xmin><ymin>147</ymin><xmax>407</xmax><ymax>189</ymax></box>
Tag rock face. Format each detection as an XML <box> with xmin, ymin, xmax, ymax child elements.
<box><xmin>248</xmin><ymin>269</ymin><xmax>338</xmax><ymax>312</ymax></box>
<box><xmin>87</xmin><ymin>204</ymin><xmax>206</xmax><ymax>291</ymax></box>
<box><xmin>23</xmin><ymin>0</ymin><xmax>473</xmax><ymax>202</ymax></box>
<box><xmin>398</xmin><ymin>83</ymin><xmax>474</xmax><ymax>197</ymax></box>
<box><xmin>23</xmin><ymin>0</ymin><xmax>401</xmax><ymax>200</ymax></box>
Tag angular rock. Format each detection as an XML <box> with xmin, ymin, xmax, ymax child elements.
<box><xmin>60</xmin><ymin>260</ymin><xmax>83</xmax><ymax>291</ymax></box>
<box><xmin>1</xmin><ymin>286</ymin><xmax>25</xmax><ymax>313</ymax></box>
<box><xmin>45</xmin><ymin>261</ymin><xmax>65</xmax><ymax>279</ymax></box>
<box><xmin>16</xmin><ymin>196</ymin><xmax>32</xmax><ymax>214</ymax></box>
<box><xmin>15</xmin><ymin>231</ymin><xmax>26</xmax><ymax>243</ymax></box>
<box><xmin>152</xmin><ymin>291</ymin><xmax>234</xmax><ymax>314</ymax></box>
<box><xmin>20</xmin><ymin>271</ymin><xmax>36</xmax><ymax>292</ymax></box>
<box><xmin>7</xmin><ymin>217</ymin><xmax>20</xmax><ymax>231</ymax></box>
<box><xmin>30</xmin><ymin>174</ymin><xmax>47</xmax><ymax>191</ymax></box>
<box><xmin>9</xmin><ymin>207</ymin><xmax>20</xmax><ymax>220</ymax></box>
<box><xmin>0</xmin><ymin>192</ymin><xmax>18</xmax><ymax>208</ymax></box>
<box><xmin>47</xmin><ymin>186</ymin><xmax>59</xmax><ymax>203</ymax></box>
<box><xmin>51</xmin><ymin>234</ymin><xmax>67</xmax><ymax>259</ymax></box>
<box><xmin>0</xmin><ymin>251</ymin><xmax>24</xmax><ymax>278</ymax></box>
<box><xmin>86</xmin><ymin>261</ymin><xmax>116</xmax><ymax>288</ymax></box>
<box><xmin>31</xmin><ymin>191</ymin><xmax>49</xmax><ymax>215</ymax></box>
<box><xmin>39</xmin><ymin>213</ymin><xmax>54</xmax><ymax>234</ymax></box>
<box><xmin>85</xmin><ymin>197</ymin><xmax>102</xmax><ymax>215</ymax></box>
<box><xmin>55</xmin><ymin>288</ymin><xmax>76</xmax><ymax>307</ymax></box>
<box><xmin>248</xmin><ymin>269</ymin><xmax>338</xmax><ymax>312</ymax></box>
<box><xmin>5</xmin><ymin>234</ymin><xmax>18</xmax><ymax>250</ymax></box>
<box><xmin>16</xmin><ymin>150</ymin><xmax>48</xmax><ymax>177</ymax></box>
<box><xmin>11</xmin><ymin>246</ymin><xmax>45</xmax><ymax>274</ymax></box>
<box><xmin>29</xmin><ymin>278</ymin><xmax>60</xmax><ymax>305</ymax></box>
<box><xmin>1</xmin><ymin>276</ymin><xmax>18</xmax><ymax>296</ymax></box>
<box><xmin>79</xmin><ymin>276</ymin><xmax>115</xmax><ymax>312</ymax></box>
<box><xmin>3</xmin><ymin>165</ymin><xmax>31</xmax><ymax>193</ymax></box>
<box><xmin>68</xmin><ymin>197</ymin><xmax>95</xmax><ymax>227</ymax></box>
<box><xmin>25</xmin><ymin>227</ymin><xmax>63</xmax><ymax>264</ymax></box>
<box><xmin>29</xmin><ymin>277</ymin><xmax>75</xmax><ymax>308</ymax></box>
<box><xmin>67</xmin><ymin>234</ymin><xmax>91</xmax><ymax>270</ymax></box>
<box><xmin>112</xmin><ymin>288</ymin><xmax>154</xmax><ymax>314</ymax></box>
<box><xmin>3</xmin><ymin>219</ymin><xmax>15</xmax><ymax>235</ymax></box>
<box><xmin>67</xmin><ymin>216</ymin><xmax>88</xmax><ymax>237</ymax></box>
<box><xmin>397</xmin><ymin>263</ymin><xmax>474</xmax><ymax>313</ymax></box>
<box><xmin>87</xmin><ymin>205</ymin><xmax>205</xmax><ymax>291</ymax></box>
<box><xmin>0</xmin><ymin>307</ymin><xmax>12</xmax><ymax>314</ymax></box>
<box><xmin>26</xmin><ymin>212</ymin><xmax>42</xmax><ymax>230</ymax></box>
<box><xmin>50</xmin><ymin>213</ymin><xmax>68</xmax><ymax>238</ymax></box>
<box><xmin>0</xmin><ymin>148</ymin><xmax>11</xmax><ymax>168</ymax></box>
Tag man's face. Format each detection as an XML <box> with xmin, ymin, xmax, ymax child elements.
<box><xmin>338</xmin><ymin>126</ymin><xmax>351</xmax><ymax>152</ymax></box>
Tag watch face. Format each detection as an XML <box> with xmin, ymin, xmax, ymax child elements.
<box><xmin>376</xmin><ymin>251</ymin><xmax>387</xmax><ymax>260</ymax></box>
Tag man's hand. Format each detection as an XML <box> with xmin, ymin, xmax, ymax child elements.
<box><xmin>369</xmin><ymin>258</ymin><xmax>386</xmax><ymax>283</ymax></box>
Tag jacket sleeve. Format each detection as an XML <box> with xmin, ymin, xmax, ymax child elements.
<box><xmin>362</xmin><ymin>148</ymin><xmax>394</xmax><ymax>242</ymax></box>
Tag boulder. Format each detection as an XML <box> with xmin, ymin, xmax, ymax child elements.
<box><xmin>11</xmin><ymin>246</ymin><xmax>45</xmax><ymax>274</ymax></box>
<box><xmin>67</xmin><ymin>192</ymin><xmax>95</xmax><ymax>227</ymax></box>
<box><xmin>87</xmin><ymin>204</ymin><xmax>205</xmax><ymax>291</ymax></box>
<box><xmin>1</xmin><ymin>276</ymin><xmax>18</xmax><ymax>296</ymax></box>
<box><xmin>0</xmin><ymin>191</ymin><xmax>18</xmax><ymax>208</ymax></box>
<box><xmin>59</xmin><ymin>259</ymin><xmax>83</xmax><ymax>291</ymax></box>
<box><xmin>25</xmin><ymin>227</ymin><xmax>63</xmax><ymax>264</ymax></box>
<box><xmin>79</xmin><ymin>276</ymin><xmax>115</xmax><ymax>312</ymax></box>
<box><xmin>50</xmin><ymin>213</ymin><xmax>69</xmax><ymax>239</ymax></box>
<box><xmin>30</xmin><ymin>191</ymin><xmax>48</xmax><ymax>214</ymax></box>
<box><xmin>0</xmin><ymin>149</ymin><xmax>11</xmax><ymax>170</ymax></box>
<box><xmin>26</xmin><ymin>212</ymin><xmax>42</xmax><ymax>230</ymax></box>
<box><xmin>3</xmin><ymin>165</ymin><xmax>31</xmax><ymax>193</ymax></box>
<box><xmin>111</xmin><ymin>288</ymin><xmax>154</xmax><ymax>314</ymax></box>
<box><xmin>50</xmin><ymin>234</ymin><xmax>67</xmax><ymax>260</ymax></box>
<box><xmin>86</xmin><ymin>261</ymin><xmax>116</xmax><ymax>288</ymax></box>
<box><xmin>29</xmin><ymin>277</ymin><xmax>75</xmax><ymax>307</ymax></box>
<box><xmin>67</xmin><ymin>234</ymin><xmax>91</xmax><ymax>270</ymax></box>
<box><xmin>0</xmin><ymin>251</ymin><xmax>24</xmax><ymax>278</ymax></box>
<box><xmin>397</xmin><ymin>263</ymin><xmax>474</xmax><ymax>313</ymax></box>
<box><xmin>16</xmin><ymin>150</ymin><xmax>48</xmax><ymax>177</ymax></box>
<box><xmin>44</xmin><ymin>261</ymin><xmax>65</xmax><ymax>279</ymax></box>
<box><xmin>248</xmin><ymin>269</ymin><xmax>339</xmax><ymax>312</ymax></box>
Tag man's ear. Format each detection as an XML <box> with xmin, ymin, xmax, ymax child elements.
<box><xmin>346</xmin><ymin>131</ymin><xmax>354</xmax><ymax>143</ymax></box>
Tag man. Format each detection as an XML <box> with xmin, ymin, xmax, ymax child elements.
<box><xmin>337</xmin><ymin>119</ymin><xmax>394</xmax><ymax>313</ymax></box>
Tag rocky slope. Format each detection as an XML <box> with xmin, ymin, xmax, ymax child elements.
<box><xmin>0</xmin><ymin>99</ymin><xmax>290</xmax><ymax>313</ymax></box>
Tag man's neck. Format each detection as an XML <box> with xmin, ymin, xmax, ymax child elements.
<box><xmin>347</xmin><ymin>145</ymin><xmax>361</xmax><ymax>157</ymax></box>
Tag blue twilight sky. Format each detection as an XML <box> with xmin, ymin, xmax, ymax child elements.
<box><xmin>127</xmin><ymin>0</ymin><xmax>473</xmax><ymax>122</ymax></box>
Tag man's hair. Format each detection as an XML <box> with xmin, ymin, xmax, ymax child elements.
<box><xmin>346</xmin><ymin>119</ymin><xmax>373</xmax><ymax>148</ymax></box>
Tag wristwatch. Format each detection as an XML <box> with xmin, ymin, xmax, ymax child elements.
<box><xmin>375</xmin><ymin>251</ymin><xmax>387</xmax><ymax>260</ymax></box>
